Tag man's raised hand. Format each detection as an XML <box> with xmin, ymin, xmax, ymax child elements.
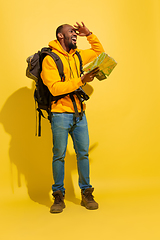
<box><xmin>74</xmin><ymin>22</ymin><xmax>91</xmax><ymax>37</ymax></box>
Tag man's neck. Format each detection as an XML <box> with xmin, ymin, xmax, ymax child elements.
<box><xmin>59</xmin><ymin>40</ymin><xmax>70</xmax><ymax>53</ymax></box>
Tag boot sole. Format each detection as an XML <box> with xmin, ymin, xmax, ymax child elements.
<box><xmin>50</xmin><ymin>209</ymin><xmax>63</xmax><ymax>213</ymax></box>
<box><xmin>50</xmin><ymin>204</ymin><xmax>65</xmax><ymax>214</ymax></box>
<box><xmin>81</xmin><ymin>201</ymin><xmax>99</xmax><ymax>210</ymax></box>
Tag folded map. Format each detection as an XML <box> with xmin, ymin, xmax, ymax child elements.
<box><xmin>83</xmin><ymin>52</ymin><xmax>117</xmax><ymax>80</ymax></box>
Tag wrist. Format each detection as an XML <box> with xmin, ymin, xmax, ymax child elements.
<box><xmin>86</xmin><ymin>31</ymin><xmax>92</xmax><ymax>37</ymax></box>
<box><xmin>81</xmin><ymin>75</ymin><xmax>85</xmax><ymax>84</ymax></box>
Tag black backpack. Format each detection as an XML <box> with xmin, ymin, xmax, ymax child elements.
<box><xmin>26</xmin><ymin>47</ymin><xmax>89</xmax><ymax>136</ymax></box>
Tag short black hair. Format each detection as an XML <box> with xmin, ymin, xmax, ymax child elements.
<box><xmin>56</xmin><ymin>24</ymin><xmax>71</xmax><ymax>40</ymax></box>
<box><xmin>56</xmin><ymin>25</ymin><xmax>64</xmax><ymax>40</ymax></box>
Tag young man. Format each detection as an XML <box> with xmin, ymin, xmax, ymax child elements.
<box><xmin>41</xmin><ymin>22</ymin><xmax>104</xmax><ymax>213</ymax></box>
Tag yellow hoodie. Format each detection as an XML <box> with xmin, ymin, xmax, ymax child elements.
<box><xmin>41</xmin><ymin>33</ymin><xmax>104</xmax><ymax>113</ymax></box>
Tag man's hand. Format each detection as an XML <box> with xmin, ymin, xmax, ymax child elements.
<box><xmin>74</xmin><ymin>22</ymin><xmax>92</xmax><ymax>37</ymax></box>
<box><xmin>81</xmin><ymin>67</ymin><xmax>99</xmax><ymax>84</ymax></box>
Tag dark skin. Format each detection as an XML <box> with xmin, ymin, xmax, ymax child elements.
<box><xmin>57</xmin><ymin>22</ymin><xmax>99</xmax><ymax>84</ymax></box>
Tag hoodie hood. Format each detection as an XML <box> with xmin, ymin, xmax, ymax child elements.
<box><xmin>48</xmin><ymin>39</ymin><xmax>77</xmax><ymax>56</ymax></box>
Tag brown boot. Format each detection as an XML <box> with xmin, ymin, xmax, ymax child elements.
<box><xmin>50</xmin><ymin>190</ymin><xmax>65</xmax><ymax>213</ymax></box>
<box><xmin>81</xmin><ymin>188</ymin><xmax>98</xmax><ymax>210</ymax></box>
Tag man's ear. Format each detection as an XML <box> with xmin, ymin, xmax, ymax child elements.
<box><xmin>57</xmin><ymin>32</ymin><xmax>64</xmax><ymax>40</ymax></box>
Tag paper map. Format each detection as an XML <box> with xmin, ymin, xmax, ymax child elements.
<box><xmin>83</xmin><ymin>52</ymin><xmax>117</xmax><ymax>80</ymax></box>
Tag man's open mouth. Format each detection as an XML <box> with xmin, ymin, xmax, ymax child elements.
<box><xmin>72</xmin><ymin>37</ymin><xmax>77</xmax><ymax>44</ymax></box>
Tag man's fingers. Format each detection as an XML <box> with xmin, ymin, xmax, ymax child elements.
<box><xmin>88</xmin><ymin>67</ymin><xmax>99</xmax><ymax>80</ymax></box>
<box><xmin>81</xmin><ymin>21</ymin><xmax>85</xmax><ymax>27</ymax></box>
<box><xmin>90</xmin><ymin>67</ymin><xmax>99</xmax><ymax>72</ymax></box>
<box><xmin>73</xmin><ymin>24</ymin><xmax>79</xmax><ymax>28</ymax></box>
<box><xmin>81</xmin><ymin>67</ymin><xmax>99</xmax><ymax>83</ymax></box>
<box><xmin>73</xmin><ymin>26</ymin><xmax>79</xmax><ymax>31</ymax></box>
<box><xmin>86</xmin><ymin>67</ymin><xmax>100</xmax><ymax>81</ymax></box>
<box><xmin>75</xmin><ymin>22</ymin><xmax>81</xmax><ymax>27</ymax></box>
<box><xmin>89</xmin><ymin>67</ymin><xmax>100</xmax><ymax>75</ymax></box>
<box><xmin>74</xmin><ymin>22</ymin><xmax>85</xmax><ymax>29</ymax></box>
<box><xmin>73</xmin><ymin>22</ymin><xmax>82</xmax><ymax>33</ymax></box>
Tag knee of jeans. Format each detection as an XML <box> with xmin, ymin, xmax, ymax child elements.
<box><xmin>53</xmin><ymin>156</ymin><xmax>65</xmax><ymax>163</ymax></box>
<box><xmin>76</xmin><ymin>152</ymin><xmax>89</xmax><ymax>161</ymax></box>
<box><xmin>53</xmin><ymin>144</ymin><xmax>66</xmax><ymax>160</ymax></box>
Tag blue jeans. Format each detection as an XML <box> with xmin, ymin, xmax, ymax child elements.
<box><xmin>51</xmin><ymin>112</ymin><xmax>92</xmax><ymax>195</ymax></box>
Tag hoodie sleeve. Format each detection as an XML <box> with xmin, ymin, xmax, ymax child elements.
<box><xmin>41</xmin><ymin>56</ymin><xmax>83</xmax><ymax>96</ymax></box>
<box><xmin>41</xmin><ymin>33</ymin><xmax>104</xmax><ymax>97</ymax></box>
<box><xmin>79</xmin><ymin>33</ymin><xmax>105</xmax><ymax>66</ymax></box>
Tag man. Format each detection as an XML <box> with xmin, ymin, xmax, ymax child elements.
<box><xmin>41</xmin><ymin>22</ymin><xmax>104</xmax><ymax>213</ymax></box>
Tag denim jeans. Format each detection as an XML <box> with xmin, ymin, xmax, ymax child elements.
<box><xmin>51</xmin><ymin>112</ymin><xmax>92</xmax><ymax>195</ymax></box>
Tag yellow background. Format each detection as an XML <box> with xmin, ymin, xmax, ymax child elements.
<box><xmin>0</xmin><ymin>0</ymin><xmax>160</xmax><ymax>239</ymax></box>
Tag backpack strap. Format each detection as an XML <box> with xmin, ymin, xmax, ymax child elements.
<box><xmin>48</xmin><ymin>50</ymin><xmax>87</xmax><ymax>121</ymax></box>
<box><xmin>39</xmin><ymin>49</ymin><xmax>87</xmax><ymax>130</ymax></box>
<box><xmin>69</xmin><ymin>93</ymin><xmax>80</xmax><ymax>119</ymax></box>
<box><xmin>40</xmin><ymin>49</ymin><xmax>65</xmax><ymax>82</ymax></box>
<box><xmin>36</xmin><ymin>49</ymin><xmax>65</xmax><ymax>136</ymax></box>
<box><xmin>75</xmin><ymin>51</ymin><xmax>84</xmax><ymax>76</ymax></box>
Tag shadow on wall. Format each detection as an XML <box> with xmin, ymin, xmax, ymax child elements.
<box><xmin>0</xmin><ymin>83</ymin><xmax>97</xmax><ymax>207</ymax></box>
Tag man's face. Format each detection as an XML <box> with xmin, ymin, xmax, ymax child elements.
<box><xmin>62</xmin><ymin>25</ymin><xmax>77</xmax><ymax>50</ymax></box>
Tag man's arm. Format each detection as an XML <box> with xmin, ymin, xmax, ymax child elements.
<box><xmin>41</xmin><ymin>56</ymin><xmax>83</xmax><ymax>96</ymax></box>
<box><xmin>74</xmin><ymin>22</ymin><xmax>105</xmax><ymax>66</ymax></box>
<box><xmin>41</xmin><ymin>22</ymin><xmax>104</xmax><ymax>95</ymax></box>
<box><xmin>41</xmin><ymin>55</ymin><xmax>99</xmax><ymax>92</ymax></box>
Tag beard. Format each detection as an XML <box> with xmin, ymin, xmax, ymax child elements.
<box><xmin>68</xmin><ymin>42</ymin><xmax>77</xmax><ymax>50</ymax></box>
<box><xmin>64</xmin><ymin>35</ymin><xmax>77</xmax><ymax>50</ymax></box>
